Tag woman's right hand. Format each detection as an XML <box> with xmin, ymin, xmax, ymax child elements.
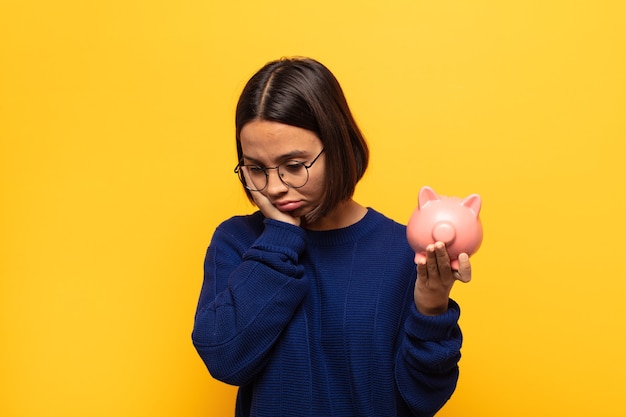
<box><xmin>251</xmin><ymin>189</ymin><xmax>302</xmax><ymax>227</ymax></box>
<box><xmin>241</xmin><ymin>169</ymin><xmax>302</xmax><ymax>227</ymax></box>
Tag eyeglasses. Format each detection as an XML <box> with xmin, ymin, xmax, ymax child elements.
<box><xmin>234</xmin><ymin>148</ymin><xmax>324</xmax><ymax>192</ymax></box>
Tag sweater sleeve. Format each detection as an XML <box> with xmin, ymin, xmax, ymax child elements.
<box><xmin>395</xmin><ymin>299</ymin><xmax>462</xmax><ymax>417</ymax></box>
<box><xmin>192</xmin><ymin>218</ymin><xmax>309</xmax><ymax>386</ymax></box>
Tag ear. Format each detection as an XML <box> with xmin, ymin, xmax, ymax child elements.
<box><xmin>418</xmin><ymin>186</ymin><xmax>440</xmax><ymax>209</ymax></box>
<box><xmin>462</xmin><ymin>194</ymin><xmax>482</xmax><ymax>217</ymax></box>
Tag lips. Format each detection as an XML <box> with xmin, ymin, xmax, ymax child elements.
<box><xmin>274</xmin><ymin>200</ymin><xmax>304</xmax><ymax>212</ymax></box>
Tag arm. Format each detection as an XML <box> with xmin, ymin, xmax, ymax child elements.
<box><xmin>192</xmin><ymin>217</ymin><xmax>308</xmax><ymax>386</ymax></box>
<box><xmin>395</xmin><ymin>242</ymin><xmax>468</xmax><ymax>416</ymax></box>
<box><xmin>395</xmin><ymin>301</ymin><xmax>462</xmax><ymax>417</ymax></box>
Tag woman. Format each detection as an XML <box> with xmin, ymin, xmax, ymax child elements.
<box><xmin>192</xmin><ymin>57</ymin><xmax>471</xmax><ymax>417</ymax></box>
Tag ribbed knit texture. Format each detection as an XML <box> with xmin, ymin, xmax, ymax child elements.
<box><xmin>192</xmin><ymin>209</ymin><xmax>462</xmax><ymax>417</ymax></box>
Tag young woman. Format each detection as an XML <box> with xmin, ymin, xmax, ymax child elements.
<box><xmin>192</xmin><ymin>57</ymin><xmax>472</xmax><ymax>417</ymax></box>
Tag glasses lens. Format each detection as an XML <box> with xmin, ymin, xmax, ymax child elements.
<box><xmin>239</xmin><ymin>165</ymin><xmax>266</xmax><ymax>191</ymax></box>
<box><xmin>237</xmin><ymin>162</ymin><xmax>311</xmax><ymax>191</ymax></box>
<box><xmin>278</xmin><ymin>162</ymin><xmax>309</xmax><ymax>188</ymax></box>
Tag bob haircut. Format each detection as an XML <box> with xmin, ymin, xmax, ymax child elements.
<box><xmin>235</xmin><ymin>57</ymin><xmax>369</xmax><ymax>222</ymax></box>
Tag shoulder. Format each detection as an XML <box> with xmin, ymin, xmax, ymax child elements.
<box><xmin>364</xmin><ymin>208</ymin><xmax>408</xmax><ymax>236</ymax></box>
<box><xmin>217</xmin><ymin>210</ymin><xmax>265</xmax><ymax>233</ymax></box>
<box><xmin>211</xmin><ymin>211</ymin><xmax>265</xmax><ymax>249</ymax></box>
<box><xmin>356</xmin><ymin>208</ymin><xmax>412</xmax><ymax>253</ymax></box>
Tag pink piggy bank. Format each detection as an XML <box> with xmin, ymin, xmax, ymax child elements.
<box><xmin>407</xmin><ymin>186</ymin><xmax>483</xmax><ymax>270</ymax></box>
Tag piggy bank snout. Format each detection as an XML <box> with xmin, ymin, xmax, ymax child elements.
<box><xmin>432</xmin><ymin>221</ymin><xmax>456</xmax><ymax>244</ymax></box>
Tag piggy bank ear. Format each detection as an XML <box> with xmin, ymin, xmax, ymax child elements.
<box><xmin>418</xmin><ymin>186</ymin><xmax>440</xmax><ymax>209</ymax></box>
<box><xmin>462</xmin><ymin>194</ymin><xmax>482</xmax><ymax>217</ymax></box>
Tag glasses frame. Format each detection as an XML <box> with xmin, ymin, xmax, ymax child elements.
<box><xmin>234</xmin><ymin>148</ymin><xmax>325</xmax><ymax>192</ymax></box>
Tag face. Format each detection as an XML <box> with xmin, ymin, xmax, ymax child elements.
<box><xmin>239</xmin><ymin>120</ymin><xmax>326</xmax><ymax>219</ymax></box>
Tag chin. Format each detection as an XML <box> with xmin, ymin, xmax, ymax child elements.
<box><xmin>300</xmin><ymin>206</ymin><xmax>323</xmax><ymax>225</ymax></box>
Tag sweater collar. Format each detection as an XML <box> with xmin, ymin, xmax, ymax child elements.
<box><xmin>303</xmin><ymin>208</ymin><xmax>386</xmax><ymax>246</ymax></box>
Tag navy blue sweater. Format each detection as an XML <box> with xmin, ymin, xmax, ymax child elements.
<box><xmin>192</xmin><ymin>209</ymin><xmax>462</xmax><ymax>417</ymax></box>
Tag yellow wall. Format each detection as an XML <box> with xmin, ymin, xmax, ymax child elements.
<box><xmin>2</xmin><ymin>0</ymin><xmax>625</xmax><ymax>416</ymax></box>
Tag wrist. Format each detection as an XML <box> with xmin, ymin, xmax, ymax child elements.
<box><xmin>415</xmin><ymin>303</ymin><xmax>448</xmax><ymax>316</ymax></box>
<box><xmin>414</xmin><ymin>293</ymin><xmax>450</xmax><ymax>316</ymax></box>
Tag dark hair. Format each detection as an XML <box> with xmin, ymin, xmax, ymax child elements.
<box><xmin>235</xmin><ymin>57</ymin><xmax>369</xmax><ymax>221</ymax></box>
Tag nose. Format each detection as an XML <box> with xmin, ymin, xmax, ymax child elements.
<box><xmin>264</xmin><ymin>167</ymin><xmax>289</xmax><ymax>195</ymax></box>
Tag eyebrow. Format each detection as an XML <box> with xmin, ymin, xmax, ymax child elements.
<box><xmin>242</xmin><ymin>150</ymin><xmax>310</xmax><ymax>165</ymax></box>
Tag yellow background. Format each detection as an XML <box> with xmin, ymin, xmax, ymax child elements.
<box><xmin>1</xmin><ymin>0</ymin><xmax>625</xmax><ymax>416</ymax></box>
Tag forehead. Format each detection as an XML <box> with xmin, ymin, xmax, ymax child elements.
<box><xmin>240</xmin><ymin>120</ymin><xmax>321</xmax><ymax>162</ymax></box>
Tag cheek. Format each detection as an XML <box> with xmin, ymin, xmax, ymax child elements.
<box><xmin>302</xmin><ymin>171</ymin><xmax>326</xmax><ymax>198</ymax></box>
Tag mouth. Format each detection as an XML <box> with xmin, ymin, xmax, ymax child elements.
<box><xmin>274</xmin><ymin>200</ymin><xmax>304</xmax><ymax>212</ymax></box>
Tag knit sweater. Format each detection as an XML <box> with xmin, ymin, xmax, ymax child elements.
<box><xmin>192</xmin><ymin>208</ymin><xmax>462</xmax><ymax>417</ymax></box>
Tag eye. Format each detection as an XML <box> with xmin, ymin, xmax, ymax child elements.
<box><xmin>282</xmin><ymin>162</ymin><xmax>305</xmax><ymax>173</ymax></box>
<box><xmin>247</xmin><ymin>165</ymin><xmax>266</xmax><ymax>175</ymax></box>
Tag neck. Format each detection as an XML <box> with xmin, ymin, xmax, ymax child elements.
<box><xmin>302</xmin><ymin>199</ymin><xmax>367</xmax><ymax>231</ymax></box>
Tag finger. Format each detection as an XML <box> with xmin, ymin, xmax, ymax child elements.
<box><xmin>240</xmin><ymin>169</ymin><xmax>301</xmax><ymax>226</ymax></box>
<box><xmin>425</xmin><ymin>244</ymin><xmax>440</xmax><ymax>280</ymax></box>
<box><xmin>240</xmin><ymin>166</ymin><xmax>255</xmax><ymax>190</ymax></box>
<box><xmin>455</xmin><ymin>253</ymin><xmax>472</xmax><ymax>283</ymax></box>
<box><xmin>240</xmin><ymin>168</ymin><xmax>272</xmax><ymax>208</ymax></box>
<box><xmin>433</xmin><ymin>241</ymin><xmax>454</xmax><ymax>282</ymax></box>
<box><xmin>416</xmin><ymin>261</ymin><xmax>428</xmax><ymax>283</ymax></box>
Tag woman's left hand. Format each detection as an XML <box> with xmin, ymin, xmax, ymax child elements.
<box><xmin>414</xmin><ymin>242</ymin><xmax>471</xmax><ymax>316</ymax></box>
